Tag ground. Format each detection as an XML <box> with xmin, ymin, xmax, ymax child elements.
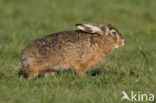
<box><xmin>0</xmin><ymin>0</ymin><xmax>156</xmax><ymax>103</ymax></box>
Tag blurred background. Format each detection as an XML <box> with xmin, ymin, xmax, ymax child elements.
<box><xmin>0</xmin><ymin>0</ymin><xmax>155</xmax><ymax>103</ymax></box>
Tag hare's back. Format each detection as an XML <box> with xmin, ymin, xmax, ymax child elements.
<box><xmin>24</xmin><ymin>30</ymin><xmax>93</xmax><ymax>57</ymax></box>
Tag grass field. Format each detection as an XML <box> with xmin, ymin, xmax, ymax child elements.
<box><xmin>0</xmin><ymin>0</ymin><xmax>156</xmax><ymax>103</ymax></box>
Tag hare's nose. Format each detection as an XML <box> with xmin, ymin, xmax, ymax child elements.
<box><xmin>121</xmin><ymin>40</ymin><xmax>125</xmax><ymax>46</ymax></box>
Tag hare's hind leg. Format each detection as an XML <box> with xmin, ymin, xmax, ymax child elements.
<box><xmin>19</xmin><ymin>65</ymin><xmax>40</xmax><ymax>79</ymax></box>
<box><xmin>20</xmin><ymin>57</ymin><xmax>40</xmax><ymax>79</ymax></box>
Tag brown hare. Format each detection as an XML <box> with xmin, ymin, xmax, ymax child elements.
<box><xmin>19</xmin><ymin>22</ymin><xmax>125</xmax><ymax>78</ymax></box>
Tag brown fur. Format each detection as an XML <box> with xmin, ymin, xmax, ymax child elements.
<box><xmin>19</xmin><ymin>23</ymin><xmax>125</xmax><ymax>78</ymax></box>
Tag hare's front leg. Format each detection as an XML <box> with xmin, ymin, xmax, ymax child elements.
<box><xmin>75</xmin><ymin>63</ymin><xmax>90</xmax><ymax>75</ymax></box>
<box><xmin>75</xmin><ymin>57</ymin><xmax>98</xmax><ymax>75</ymax></box>
<box><xmin>19</xmin><ymin>66</ymin><xmax>40</xmax><ymax>79</ymax></box>
<box><xmin>75</xmin><ymin>67</ymin><xmax>86</xmax><ymax>75</ymax></box>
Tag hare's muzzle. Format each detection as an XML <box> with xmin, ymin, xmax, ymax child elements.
<box><xmin>120</xmin><ymin>39</ymin><xmax>125</xmax><ymax>47</ymax></box>
<box><xmin>114</xmin><ymin>39</ymin><xmax>125</xmax><ymax>48</ymax></box>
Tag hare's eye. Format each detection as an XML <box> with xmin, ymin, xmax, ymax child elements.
<box><xmin>112</xmin><ymin>32</ymin><xmax>117</xmax><ymax>35</ymax></box>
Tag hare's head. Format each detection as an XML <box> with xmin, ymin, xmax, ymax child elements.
<box><xmin>76</xmin><ymin>22</ymin><xmax>125</xmax><ymax>48</ymax></box>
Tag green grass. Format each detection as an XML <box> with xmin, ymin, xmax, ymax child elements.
<box><xmin>0</xmin><ymin>0</ymin><xmax>156</xmax><ymax>103</ymax></box>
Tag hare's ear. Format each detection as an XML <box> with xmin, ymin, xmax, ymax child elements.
<box><xmin>76</xmin><ymin>23</ymin><xmax>103</xmax><ymax>34</ymax></box>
